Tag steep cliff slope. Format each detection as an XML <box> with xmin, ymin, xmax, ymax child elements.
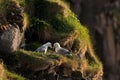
<box><xmin>0</xmin><ymin>0</ymin><xmax>103</xmax><ymax>80</ymax></box>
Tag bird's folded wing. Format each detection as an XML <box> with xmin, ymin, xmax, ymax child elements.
<box><xmin>58</xmin><ymin>48</ymin><xmax>70</xmax><ymax>54</ymax></box>
<box><xmin>35</xmin><ymin>46</ymin><xmax>46</xmax><ymax>52</ymax></box>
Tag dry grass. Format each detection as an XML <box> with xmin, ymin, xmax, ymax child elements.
<box><xmin>81</xmin><ymin>59</ymin><xmax>103</xmax><ymax>80</ymax></box>
<box><xmin>48</xmin><ymin>0</ymin><xmax>69</xmax><ymax>17</ymax></box>
<box><xmin>61</xmin><ymin>30</ymin><xmax>78</xmax><ymax>49</ymax></box>
<box><xmin>0</xmin><ymin>59</ymin><xmax>5</xmax><ymax>80</ymax></box>
<box><xmin>17</xmin><ymin>49</ymin><xmax>79</xmax><ymax>72</ymax></box>
<box><xmin>22</xmin><ymin>13</ymin><xmax>29</xmax><ymax>31</ymax></box>
<box><xmin>16</xmin><ymin>49</ymin><xmax>103</xmax><ymax>79</ymax></box>
<box><xmin>80</xmin><ymin>59</ymin><xmax>87</xmax><ymax>74</ymax></box>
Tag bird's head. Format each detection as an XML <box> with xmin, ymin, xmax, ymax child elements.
<box><xmin>46</xmin><ymin>42</ymin><xmax>52</xmax><ymax>48</ymax></box>
<box><xmin>54</xmin><ymin>42</ymin><xmax>61</xmax><ymax>48</ymax></box>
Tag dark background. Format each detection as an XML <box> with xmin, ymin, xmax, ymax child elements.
<box><xmin>66</xmin><ymin>0</ymin><xmax>120</xmax><ymax>80</ymax></box>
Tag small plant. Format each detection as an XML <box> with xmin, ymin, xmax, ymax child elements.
<box><xmin>25</xmin><ymin>42</ymin><xmax>40</xmax><ymax>51</ymax></box>
<box><xmin>25</xmin><ymin>17</ymin><xmax>53</xmax><ymax>42</ymax></box>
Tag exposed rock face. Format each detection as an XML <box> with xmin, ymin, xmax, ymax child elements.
<box><xmin>67</xmin><ymin>0</ymin><xmax>120</xmax><ymax>80</ymax></box>
<box><xmin>6</xmin><ymin>0</ymin><xmax>24</xmax><ymax>32</ymax></box>
<box><xmin>0</xmin><ymin>0</ymin><xmax>26</xmax><ymax>55</ymax></box>
<box><xmin>0</xmin><ymin>26</ymin><xmax>23</xmax><ymax>54</ymax></box>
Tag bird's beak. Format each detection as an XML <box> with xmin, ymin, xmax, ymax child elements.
<box><xmin>50</xmin><ymin>45</ymin><xmax>52</xmax><ymax>48</ymax></box>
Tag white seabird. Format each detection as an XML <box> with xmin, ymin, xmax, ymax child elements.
<box><xmin>35</xmin><ymin>42</ymin><xmax>52</xmax><ymax>54</ymax></box>
<box><xmin>54</xmin><ymin>42</ymin><xmax>70</xmax><ymax>55</ymax></box>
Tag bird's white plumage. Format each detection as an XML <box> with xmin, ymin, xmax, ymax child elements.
<box><xmin>35</xmin><ymin>42</ymin><xmax>52</xmax><ymax>53</ymax></box>
<box><xmin>54</xmin><ymin>42</ymin><xmax>70</xmax><ymax>54</ymax></box>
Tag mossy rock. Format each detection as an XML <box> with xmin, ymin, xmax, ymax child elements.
<box><xmin>26</xmin><ymin>0</ymin><xmax>80</xmax><ymax>42</ymax></box>
<box><xmin>0</xmin><ymin>0</ymin><xmax>103</xmax><ymax>79</ymax></box>
<box><xmin>17</xmin><ymin>49</ymin><xmax>78</xmax><ymax>71</ymax></box>
<box><xmin>0</xmin><ymin>0</ymin><xmax>28</xmax><ymax>55</ymax></box>
<box><xmin>26</xmin><ymin>0</ymin><xmax>102</xmax><ymax>64</ymax></box>
<box><xmin>15</xmin><ymin>49</ymin><xmax>102</xmax><ymax>80</ymax></box>
<box><xmin>24</xmin><ymin>0</ymin><xmax>103</xmax><ymax>79</ymax></box>
<box><xmin>0</xmin><ymin>0</ymin><xmax>28</xmax><ymax>32</ymax></box>
<box><xmin>15</xmin><ymin>49</ymin><xmax>80</xmax><ymax>79</ymax></box>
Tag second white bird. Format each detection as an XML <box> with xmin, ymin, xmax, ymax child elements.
<box><xmin>54</xmin><ymin>42</ymin><xmax>70</xmax><ymax>55</ymax></box>
<box><xmin>35</xmin><ymin>42</ymin><xmax>52</xmax><ymax>54</ymax></box>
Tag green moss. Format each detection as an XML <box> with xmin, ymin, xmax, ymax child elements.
<box><xmin>0</xmin><ymin>60</ymin><xmax>25</xmax><ymax>80</ymax></box>
<box><xmin>1</xmin><ymin>0</ymin><xmax>104</xmax><ymax>79</ymax></box>
<box><xmin>18</xmin><ymin>49</ymin><xmax>68</xmax><ymax>60</ymax></box>
<box><xmin>25</xmin><ymin>17</ymin><xmax>53</xmax><ymax>42</ymax></box>
<box><xmin>29</xmin><ymin>17</ymin><xmax>51</xmax><ymax>32</ymax></box>
<box><xmin>25</xmin><ymin>0</ymin><xmax>102</xmax><ymax>65</ymax></box>
<box><xmin>33</xmin><ymin>0</ymin><xmax>66</xmax><ymax>19</ymax></box>
<box><xmin>17</xmin><ymin>49</ymin><xmax>103</xmax><ymax>79</ymax></box>
<box><xmin>5</xmin><ymin>70</ymin><xmax>25</xmax><ymax>80</ymax></box>
<box><xmin>26</xmin><ymin>0</ymin><xmax>83</xmax><ymax>41</ymax></box>
<box><xmin>16</xmin><ymin>0</ymin><xmax>25</xmax><ymax>7</ymax></box>
<box><xmin>25</xmin><ymin>42</ymin><xmax>40</xmax><ymax>51</ymax></box>
<box><xmin>0</xmin><ymin>0</ymin><xmax>7</xmax><ymax>15</ymax></box>
<box><xmin>17</xmin><ymin>49</ymin><xmax>79</xmax><ymax>66</ymax></box>
<box><xmin>51</xmin><ymin>14</ymin><xmax>74</xmax><ymax>33</ymax></box>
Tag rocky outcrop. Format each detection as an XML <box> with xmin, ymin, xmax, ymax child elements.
<box><xmin>24</xmin><ymin>0</ymin><xmax>103</xmax><ymax>79</ymax></box>
<box><xmin>0</xmin><ymin>26</ymin><xmax>23</xmax><ymax>54</ymax></box>
<box><xmin>15</xmin><ymin>49</ymin><xmax>86</xmax><ymax>80</ymax></box>
<box><xmin>0</xmin><ymin>0</ymin><xmax>27</xmax><ymax>55</ymax></box>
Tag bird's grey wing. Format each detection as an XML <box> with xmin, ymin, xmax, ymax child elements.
<box><xmin>58</xmin><ymin>48</ymin><xmax>70</xmax><ymax>54</ymax></box>
<box><xmin>35</xmin><ymin>46</ymin><xmax>46</xmax><ymax>52</ymax></box>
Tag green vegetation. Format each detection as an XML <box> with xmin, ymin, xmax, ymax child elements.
<box><xmin>25</xmin><ymin>0</ymin><xmax>81</xmax><ymax>41</ymax></box>
<box><xmin>0</xmin><ymin>0</ymin><xmax>103</xmax><ymax>79</ymax></box>
<box><xmin>17</xmin><ymin>49</ymin><xmax>77</xmax><ymax>64</ymax></box>
<box><xmin>5</xmin><ymin>70</ymin><xmax>26</xmax><ymax>80</ymax></box>
<box><xmin>0</xmin><ymin>59</ymin><xmax>25</xmax><ymax>80</ymax></box>
<box><xmin>0</xmin><ymin>0</ymin><xmax>25</xmax><ymax>13</ymax></box>
<box><xmin>16</xmin><ymin>49</ymin><xmax>102</xmax><ymax>80</ymax></box>
<box><xmin>26</xmin><ymin>17</ymin><xmax>53</xmax><ymax>42</ymax></box>
<box><xmin>25</xmin><ymin>42</ymin><xmax>40</xmax><ymax>51</ymax></box>
<box><xmin>0</xmin><ymin>0</ymin><xmax>28</xmax><ymax>31</ymax></box>
<box><xmin>0</xmin><ymin>0</ymin><xmax>7</xmax><ymax>16</ymax></box>
<box><xmin>16</xmin><ymin>0</ymin><xmax>25</xmax><ymax>7</ymax></box>
<box><xmin>24</xmin><ymin>0</ymin><xmax>103</xmax><ymax>78</ymax></box>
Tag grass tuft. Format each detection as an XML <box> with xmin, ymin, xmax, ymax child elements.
<box><xmin>5</xmin><ymin>70</ymin><xmax>26</xmax><ymax>80</ymax></box>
